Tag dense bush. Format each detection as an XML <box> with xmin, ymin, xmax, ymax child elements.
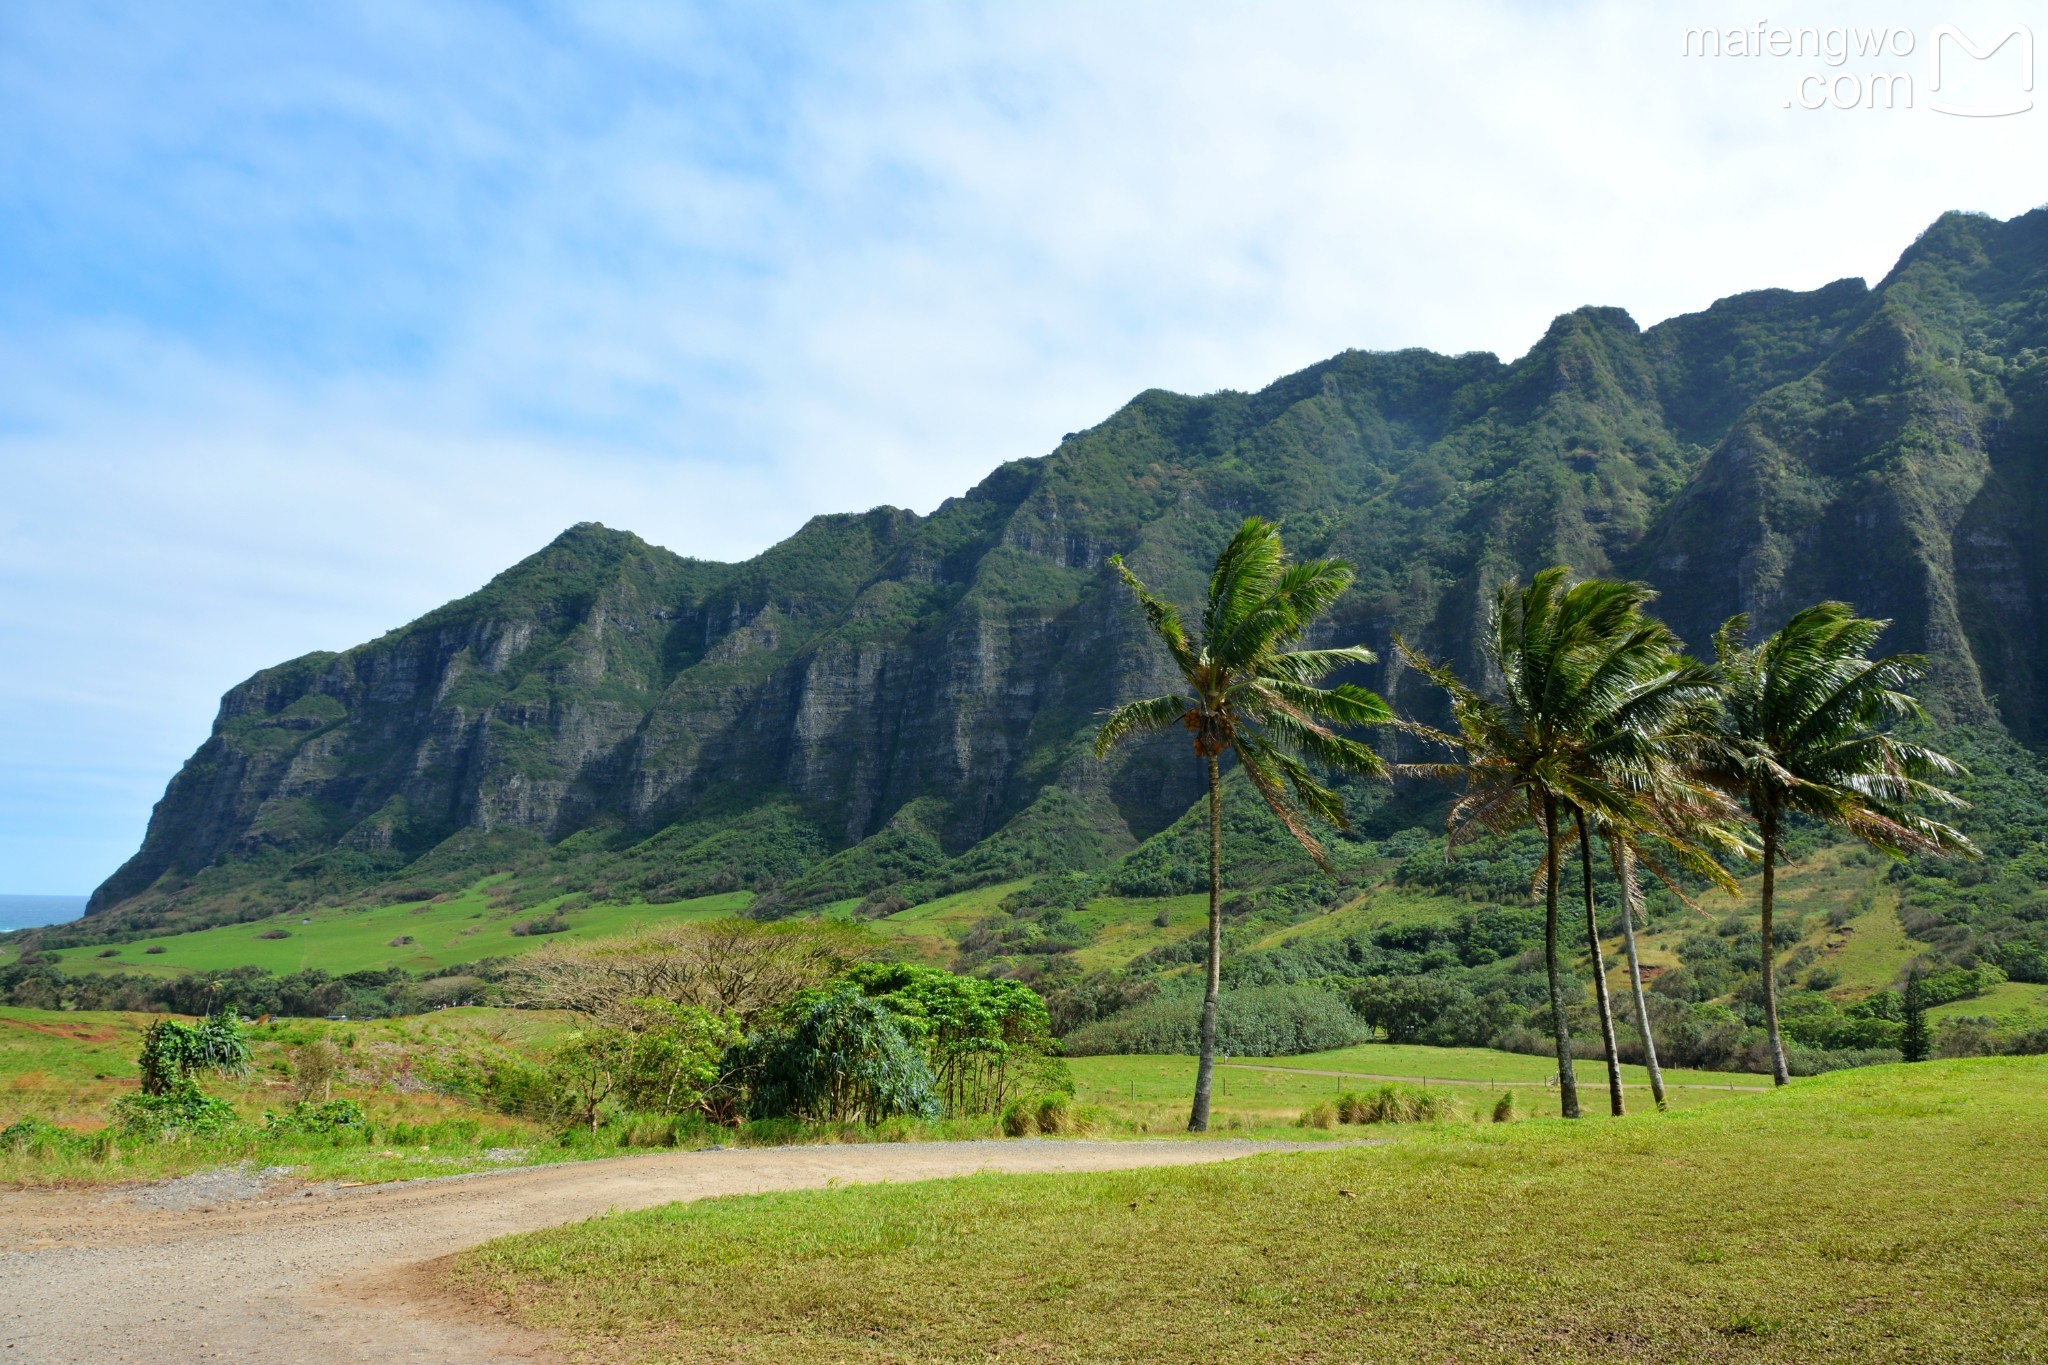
<box><xmin>1061</xmin><ymin>985</ymin><xmax>1365</xmax><ymax>1057</ymax></box>
<box><xmin>114</xmin><ymin>1078</ymin><xmax>241</xmax><ymax>1138</ymax></box>
<box><xmin>543</xmin><ymin>999</ymin><xmax>740</xmax><ymax>1131</ymax></box>
<box><xmin>0</xmin><ymin>958</ymin><xmax>502</xmax><ymax>1019</ymax></box>
<box><xmin>1347</xmin><ymin>975</ymin><xmax>1523</xmax><ymax>1047</ymax></box>
<box><xmin>138</xmin><ymin>1010</ymin><xmax>250</xmax><ymax>1094</ymax></box>
<box><xmin>264</xmin><ymin>1098</ymin><xmax>371</xmax><ymax>1139</ymax></box>
<box><xmin>733</xmin><ymin>986</ymin><xmax>941</xmax><ymax>1124</ymax></box>
<box><xmin>841</xmin><ymin>963</ymin><xmax>1070</xmax><ymax>1116</ymax></box>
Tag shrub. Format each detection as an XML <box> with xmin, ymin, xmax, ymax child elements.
<box><xmin>287</xmin><ymin>1039</ymin><xmax>343</xmax><ymax>1102</ymax></box>
<box><xmin>841</xmin><ymin>962</ymin><xmax>1069</xmax><ymax>1117</ymax></box>
<box><xmin>1936</xmin><ymin>1017</ymin><xmax>2003</xmax><ymax>1059</ymax></box>
<box><xmin>138</xmin><ymin>1010</ymin><xmax>250</xmax><ymax>1095</ymax></box>
<box><xmin>144</xmin><ymin>946</ymin><xmax>166</xmax><ymax>954</ymax></box>
<box><xmin>1335</xmin><ymin>1084</ymin><xmax>1452</xmax><ymax>1124</ymax></box>
<box><xmin>96</xmin><ymin>948</ymin><xmax>120</xmax><ymax>959</ymax></box>
<box><xmin>1491</xmin><ymin>1091</ymin><xmax>1515</xmax><ymax>1123</ymax></box>
<box><xmin>543</xmin><ymin>999</ymin><xmax>740</xmax><ymax>1132</ymax></box>
<box><xmin>1062</xmin><ymin>985</ymin><xmax>1364</xmax><ymax>1057</ymax></box>
<box><xmin>735</xmin><ymin>986</ymin><xmax>940</xmax><ymax>1124</ymax></box>
<box><xmin>265</xmin><ymin>1098</ymin><xmax>370</xmax><ymax>1140</ymax></box>
<box><xmin>1</xmin><ymin>1116</ymin><xmax>77</xmax><ymax>1154</ymax></box>
<box><xmin>388</xmin><ymin>935</ymin><xmax>415</xmax><ymax>947</ymax></box>
<box><xmin>114</xmin><ymin>1078</ymin><xmax>240</xmax><ymax>1139</ymax></box>
<box><xmin>256</xmin><ymin>929</ymin><xmax>291</xmax><ymax>940</ymax></box>
<box><xmin>509</xmin><ymin>913</ymin><xmax>570</xmax><ymax>937</ymax></box>
<box><xmin>1296</xmin><ymin>1101</ymin><xmax>1337</xmax><ymax>1130</ymax></box>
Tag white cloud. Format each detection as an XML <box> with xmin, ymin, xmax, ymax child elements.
<box><xmin>1</xmin><ymin>0</ymin><xmax>2044</xmax><ymax>891</ymax></box>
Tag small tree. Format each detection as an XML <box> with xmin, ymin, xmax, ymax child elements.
<box><xmin>842</xmin><ymin>963</ymin><xmax>1068</xmax><ymax>1117</ymax></box>
<box><xmin>544</xmin><ymin>998</ymin><xmax>739</xmax><ymax>1132</ymax></box>
<box><xmin>1900</xmin><ymin>972</ymin><xmax>1931</xmax><ymax>1063</ymax></box>
<box><xmin>739</xmin><ymin>986</ymin><xmax>940</xmax><ymax>1125</ymax></box>
<box><xmin>137</xmin><ymin>1010</ymin><xmax>250</xmax><ymax>1096</ymax></box>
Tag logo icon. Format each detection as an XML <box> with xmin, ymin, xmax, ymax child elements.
<box><xmin>1928</xmin><ymin>24</ymin><xmax>2034</xmax><ymax>117</ymax></box>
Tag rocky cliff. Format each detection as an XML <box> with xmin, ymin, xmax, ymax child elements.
<box><xmin>92</xmin><ymin>207</ymin><xmax>2048</xmax><ymax>929</ymax></box>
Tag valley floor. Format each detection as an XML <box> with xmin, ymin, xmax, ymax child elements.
<box><xmin>456</xmin><ymin>1057</ymin><xmax>2048</xmax><ymax>1363</ymax></box>
<box><xmin>0</xmin><ymin>1138</ymin><xmax>1305</xmax><ymax>1364</ymax></box>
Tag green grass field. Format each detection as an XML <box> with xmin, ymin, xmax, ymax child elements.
<box><xmin>1927</xmin><ymin>978</ymin><xmax>2048</xmax><ymax>1023</ymax></box>
<box><xmin>10</xmin><ymin>886</ymin><xmax>749</xmax><ymax>978</ymax></box>
<box><xmin>1068</xmin><ymin>1045</ymin><xmax>1759</xmax><ymax>1130</ymax></box>
<box><xmin>456</xmin><ymin>1056</ymin><xmax>2048</xmax><ymax>1363</ymax></box>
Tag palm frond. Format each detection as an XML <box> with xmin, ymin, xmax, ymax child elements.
<box><xmin>1094</xmin><ymin>695</ymin><xmax>1191</xmax><ymax>758</ymax></box>
<box><xmin>1107</xmin><ymin>555</ymin><xmax>1198</xmax><ymax>679</ymax></box>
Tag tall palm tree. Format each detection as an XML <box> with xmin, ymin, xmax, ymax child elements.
<box><xmin>1400</xmin><ymin>568</ymin><xmax>1718</xmax><ymax>1118</ymax></box>
<box><xmin>1096</xmin><ymin>517</ymin><xmax>1390</xmax><ymax>1132</ymax></box>
<box><xmin>1710</xmin><ymin>604</ymin><xmax>1977</xmax><ymax>1086</ymax></box>
<box><xmin>1591</xmin><ymin>754</ymin><xmax>1748</xmax><ymax>1113</ymax></box>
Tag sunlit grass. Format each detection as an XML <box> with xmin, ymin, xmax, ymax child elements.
<box><xmin>458</xmin><ymin>1057</ymin><xmax>2048</xmax><ymax>1363</ymax></box>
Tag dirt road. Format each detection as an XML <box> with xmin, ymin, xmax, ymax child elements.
<box><xmin>0</xmin><ymin>1138</ymin><xmax>1312</xmax><ymax>1363</ymax></box>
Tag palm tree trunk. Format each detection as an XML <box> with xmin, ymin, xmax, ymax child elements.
<box><xmin>1611</xmin><ymin>838</ymin><xmax>1667</xmax><ymax>1111</ymax></box>
<box><xmin>1542</xmin><ymin>795</ymin><xmax>1580</xmax><ymax>1119</ymax></box>
<box><xmin>1760</xmin><ymin>803</ymin><xmax>1790</xmax><ymax>1087</ymax></box>
<box><xmin>1188</xmin><ymin>752</ymin><xmax>1224</xmax><ymax>1132</ymax></box>
<box><xmin>1575</xmin><ymin>809</ymin><xmax>1625</xmax><ymax>1117</ymax></box>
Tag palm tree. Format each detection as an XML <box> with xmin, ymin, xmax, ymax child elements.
<box><xmin>1709</xmin><ymin>604</ymin><xmax>1977</xmax><ymax>1086</ymax></box>
<box><xmin>1096</xmin><ymin>517</ymin><xmax>1390</xmax><ymax>1132</ymax></box>
<box><xmin>1400</xmin><ymin>568</ymin><xmax>1718</xmax><ymax>1117</ymax></box>
<box><xmin>1591</xmin><ymin>756</ymin><xmax>1748</xmax><ymax>1113</ymax></box>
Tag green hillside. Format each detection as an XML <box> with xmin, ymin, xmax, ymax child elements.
<box><xmin>59</xmin><ymin>207</ymin><xmax>2048</xmax><ymax>947</ymax></box>
<box><xmin>5</xmin><ymin>885</ymin><xmax>747</xmax><ymax>979</ymax></box>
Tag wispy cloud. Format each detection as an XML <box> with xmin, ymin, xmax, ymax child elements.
<box><xmin>1</xmin><ymin>0</ymin><xmax>2042</xmax><ymax>891</ymax></box>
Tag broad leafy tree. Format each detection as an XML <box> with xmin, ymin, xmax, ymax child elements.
<box><xmin>1096</xmin><ymin>517</ymin><xmax>1390</xmax><ymax>1132</ymax></box>
<box><xmin>1709</xmin><ymin>604</ymin><xmax>1975</xmax><ymax>1085</ymax></box>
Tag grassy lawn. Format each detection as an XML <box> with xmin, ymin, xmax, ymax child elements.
<box><xmin>457</xmin><ymin>1056</ymin><xmax>2048</xmax><ymax>1363</ymax></box>
<box><xmin>20</xmin><ymin>888</ymin><xmax>749</xmax><ymax>978</ymax></box>
<box><xmin>1928</xmin><ymin>978</ymin><xmax>2048</xmax><ymax>1023</ymax></box>
<box><xmin>1069</xmin><ymin>1046</ymin><xmax>1757</xmax><ymax>1131</ymax></box>
<box><xmin>1817</xmin><ymin>889</ymin><xmax>1927</xmax><ymax>997</ymax></box>
<box><xmin>864</xmin><ymin>882</ymin><xmax>1034</xmax><ymax>962</ymax></box>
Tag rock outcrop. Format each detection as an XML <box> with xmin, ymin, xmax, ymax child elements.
<box><xmin>92</xmin><ymin>208</ymin><xmax>2048</xmax><ymax>928</ymax></box>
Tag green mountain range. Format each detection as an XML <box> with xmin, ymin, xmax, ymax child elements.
<box><xmin>90</xmin><ymin>207</ymin><xmax>2048</xmax><ymax>939</ymax></box>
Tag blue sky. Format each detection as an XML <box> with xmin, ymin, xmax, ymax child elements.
<box><xmin>2</xmin><ymin>0</ymin><xmax>2043</xmax><ymax>894</ymax></box>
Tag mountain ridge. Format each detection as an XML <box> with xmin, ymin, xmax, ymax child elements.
<box><xmin>89</xmin><ymin>206</ymin><xmax>2048</xmax><ymax>931</ymax></box>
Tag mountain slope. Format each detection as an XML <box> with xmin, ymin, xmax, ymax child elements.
<box><xmin>91</xmin><ymin>207</ymin><xmax>2048</xmax><ymax>931</ymax></box>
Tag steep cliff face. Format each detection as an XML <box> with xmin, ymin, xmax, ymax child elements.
<box><xmin>93</xmin><ymin>208</ymin><xmax>2048</xmax><ymax>929</ymax></box>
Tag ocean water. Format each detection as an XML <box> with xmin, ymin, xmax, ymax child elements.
<box><xmin>0</xmin><ymin>895</ymin><xmax>88</xmax><ymax>932</ymax></box>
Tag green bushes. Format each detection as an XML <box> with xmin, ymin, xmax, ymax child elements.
<box><xmin>1337</xmin><ymin>1084</ymin><xmax>1452</xmax><ymax>1124</ymax></box>
<box><xmin>734</xmin><ymin>986</ymin><xmax>941</xmax><ymax>1124</ymax></box>
<box><xmin>114</xmin><ymin>1078</ymin><xmax>241</xmax><ymax>1138</ymax></box>
<box><xmin>1</xmin><ymin>1116</ymin><xmax>77</xmax><ymax>1154</ymax></box>
<box><xmin>838</xmin><ymin>963</ymin><xmax>1070</xmax><ymax>1117</ymax></box>
<box><xmin>1000</xmin><ymin>1096</ymin><xmax>1073</xmax><ymax>1137</ymax></box>
<box><xmin>541</xmin><ymin>999</ymin><xmax>739</xmax><ymax>1132</ymax></box>
<box><xmin>1299</xmin><ymin>1085</ymin><xmax>1453</xmax><ymax>1128</ymax></box>
<box><xmin>137</xmin><ymin>1009</ymin><xmax>250</xmax><ymax>1094</ymax></box>
<box><xmin>264</xmin><ymin>1098</ymin><xmax>370</xmax><ymax>1140</ymax></box>
<box><xmin>1062</xmin><ymin>986</ymin><xmax>1365</xmax><ymax>1057</ymax></box>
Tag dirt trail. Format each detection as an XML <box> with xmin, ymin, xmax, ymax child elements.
<box><xmin>0</xmin><ymin>1138</ymin><xmax>1313</xmax><ymax>1363</ymax></box>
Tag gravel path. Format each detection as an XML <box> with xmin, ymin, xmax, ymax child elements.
<box><xmin>0</xmin><ymin>1138</ymin><xmax>1314</xmax><ymax>1363</ymax></box>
